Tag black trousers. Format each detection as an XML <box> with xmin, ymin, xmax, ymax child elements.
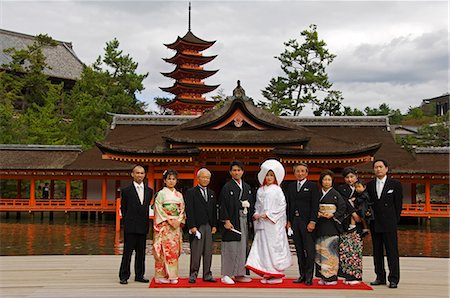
<box><xmin>292</xmin><ymin>218</ymin><xmax>315</xmax><ymax>281</ymax></box>
<box><xmin>119</xmin><ymin>232</ymin><xmax>147</xmax><ymax>280</ymax></box>
<box><xmin>189</xmin><ymin>224</ymin><xmax>214</xmax><ymax>279</ymax></box>
<box><xmin>370</xmin><ymin>227</ymin><xmax>400</xmax><ymax>284</ymax></box>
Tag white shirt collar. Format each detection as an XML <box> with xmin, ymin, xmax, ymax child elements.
<box><xmin>377</xmin><ymin>176</ymin><xmax>387</xmax><ymax>184</ymax></box>
<box><xmin>298</xmin><ymin>178</ymin><xmax>307</xmax><ymax>186</ymax></box>
<box><xmin>133</xmin><ymin>181</ymin><xmax>143</xmax><ymax>189</ymax></box>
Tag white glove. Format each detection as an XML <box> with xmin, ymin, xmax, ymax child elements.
<box><xmin>242</xmin><ymin>200</ymin><xmax>250</xmax><ymax>215</ymax></box>
<box><xmin>287</xmin><ymin>227</ymin><xmax>294</xmax><ymax>237</ymax></box>
<box><xmin>195</xmin><ymin>230</ymin><xmax>202</xmax><ymax>239</ymax></box>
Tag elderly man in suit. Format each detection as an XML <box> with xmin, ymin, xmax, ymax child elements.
<box><xmin>185</xmin><ymin>168</ymin><xmax>218</xmax><ymax>283</ymax></box>
<box><xmin>367</xmin><ymin>159</ymin><xmax>403</xmax><ymax>289</ymax></box>
<box><xmin>119</xmin><ymin>165</ymin><xmax>153</xmax><ymax>285</ymax></box>
<box><xmin>286</xmin><ymin>163</ymin><xmax>320</xmax><ymax>286</ymax></box>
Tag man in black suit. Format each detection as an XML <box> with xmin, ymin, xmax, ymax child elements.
<box><xmin>286</xmin><ymin>163</ymin><xmax>320</xmax><ymax>286</ymax></box>
<box><xmin>185</xmin><ymin>168</ymin><xmax>218</xmax><ymax>283</ymax></box>
<box><xmin>118</xmin><ymin>165</ymin><xmax>153</xmax><ymax>285</ymax></box>
<box><xmin>367</xmin><ymin>159</ymin><xmax>403</xmax><ymax>289</ymax></box>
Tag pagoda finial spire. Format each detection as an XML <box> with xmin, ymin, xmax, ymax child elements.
<box><xmin>188</xmin><ymin>2</ymin><xmax>191</xmax><ymax>32</ymax></box>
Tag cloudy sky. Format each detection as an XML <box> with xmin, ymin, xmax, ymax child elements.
<box><xmin>1</xmin><ymin>0</ymin><xmax>448</xmax><ymax>114</ymax></box>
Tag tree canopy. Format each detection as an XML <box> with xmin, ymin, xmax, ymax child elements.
<box><xmin>259</xmin><ymin>24</ymin><xmax>343</xmax><ymax>116</ymax></box>
<box><xmin>0</xmin><ymin>35</ymin><xmax>148</xmax><ymax>148</ymax></box>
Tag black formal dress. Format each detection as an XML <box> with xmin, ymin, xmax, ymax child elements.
<box><xmin>367</xmin><ymin>177</ymin><xmax>403</xmax><ymax>285</ymax></box>
<box><xmin>185</xmin><ymin>185</ymin><xmax>217</xmax><ymax>280</ymax></box>
<box><xmin>286</xmin><ymin>179</ymin><xmax>320</xmax><ymax>283</ymax></box>
<box><xmin>119</xmin><ymin>183</ymin><xmax>152</xmax><ymax>281</ymax></box>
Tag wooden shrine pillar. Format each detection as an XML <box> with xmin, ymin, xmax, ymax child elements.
<box><xmin>101</xmin><ymin>178</ymin><xmax>107</xmax><ymax>207</ymax></box>
<box><xmin>147</xmin><ymin>165</ymin><xmax>155</xmax><ymax>190</ymax></box>
<box><xmin>156</xmin><ymin>178</ymin><xmax>162</xmax><ymax>192</ymax></box>
<box><xmin>82</xmin><ymin>180</ymin><xmax>88</xmax><ymax>199</ymax></box>
<box><xmin>424</xmin><ymin>180</ymin><xmax>431</xmax><ymax>213</ymax></box>
<box><xmin>115</xmin><ymin>180</ymin><xmax>121</xmax><ymax>199</ymax></box>
<box><xmin>411</xmin><ymin>183</ymin><xmax>417</xmax><ymax>204</ymax></box>
<box><xmin>65</xmin><ymin>179</ymin><xmax>71</xmax><ymax>207</ymax></box>
<box><xmin>50</xmin><ymin>180</ymin><xmax>55</xmax><ymax>200</ymax></box>
<box><xmin>193</xmin><ymin>167</ymin><xmax>200</xmax><ymax>187</ymax></box>
<box><xmin>29</xmin><ymin>178</ymin><xmax>36</xmax><ymax>206</ymax></box>
<box><xmin>17</xmin><ymin>179</ymin><xmax>22</xmax><ymax>199</ymax></box>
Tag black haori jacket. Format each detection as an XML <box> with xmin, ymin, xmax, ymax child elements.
<box><xmin>219</xmin><ymin>179</ymin><xmax>255</xmax><ymax>242</ymax></box>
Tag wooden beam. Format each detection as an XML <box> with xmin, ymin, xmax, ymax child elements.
<box><xmin>147</xmin><ymin>164</ymin><xmax>154</xmax><ymax>190</ymax></box>
<box><xmin>101</xmin><ymin>179</ymin><xmax>107</xmax><ymax>208</ymax></box>
<box><xmin>411</xmin><ymin>183</ymin><xmax>417</xmax><ymax>204</ymax></box>
<box><xmin>65</xmin><ymin>179</ymin><xmax>71</xmax><ymax>207</ymax></box>
<box><xmin>425</xmin><ymin>181</ymin><xmax>431</xmax><ymax>213</ymax></box>
<box><xmin>50</xmin><ymin>180</ymin><xmax>55</xmax><ymax>200</ymax></box>
<box><xmin>82</xmin><ymin>180</ymin><xmax>87</xmax><ymax>199</ymax></box>
<box><xmin>29</xmin><ymin>179</ymin><xmax>36</xmax><ymax>207</ymax></box>
<box><xmin>17</xmin><ymin>179</ymin><xmax>22</xmax><ymax>199</ymax></box>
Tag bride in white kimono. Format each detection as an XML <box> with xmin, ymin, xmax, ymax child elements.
<box><xmin>245</xmin><ymin>159</ymin><xmax>292</xmax><ymax>284</ymax></box>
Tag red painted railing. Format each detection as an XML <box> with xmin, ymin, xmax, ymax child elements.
<box><xmin>0</xmin><ymin>198</ymin><xmax>115</xmax><ymax>212</ymax></box>
<box><xmin>401</xmin><ymin>203</ymin><xmax>450</xmax><ymax>218</ymax></box>
<box><xmin>1</xmin><ymin>199</ymin><xmax>449</xmax><ymax>218</ymax></box>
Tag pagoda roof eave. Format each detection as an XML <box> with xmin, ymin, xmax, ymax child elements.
<box><xmin>163</xmin><ymin>54</ymin><xmax>217</xmax><ymax>65</ymax></box>
<box><xmin>162</xmin><ymin>98</ymin><xmax>220</xmax><ymax>106</ymax></box>
<box><xmin>164</xmin><ymin>31</ymin><xmax>216</xmax><ymax>50</ymax></box>
<box><xmin>160</xmin><ymin>82</ymin><xmax>220</xmax><ymax>94</ymax></box>
<box><xmin>161</xmin><ymin>68</ymin><xmax>219</xmax><ymax>80</ymax></box>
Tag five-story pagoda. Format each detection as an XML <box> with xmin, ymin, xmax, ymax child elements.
<box><xmin>160</xmin><ymin>3</ymin><xmax>220</xmax><ymax>115</ymax></box>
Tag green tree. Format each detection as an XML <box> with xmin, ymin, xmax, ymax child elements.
<box><xmin>66</xmin><ymin>38</ymin><xmax>149</xmax><ymax>148</ymax></box>
<box><xmin>153</xmin><ymin>96</ymin><xmax>173</xmax><ymax>115</ymax></box>
<box><xmin>24</xmin><ymin>83</ymin><xmax>67</xmax><ymax>144</ymax></box>
<box><xmin>364</xmin><ymin>103</ymin><xmax>403</xmax><ymax>124</ymax></box>
<box><xmin>259</xmin><ymin>24</ymin><xmax>340</xmax><ymax>116</ymax></box>
<box><xmin>94</xmin><ymin>38</ymin><xmax>148</xmax><ymax>114</ymax></box>
<box><xmin>1</xmin><ymin>34</ymin><xmax>57</xmax><ymax>110</ymax></box>
<box><xmin>342</xmin><ymin>106</ymin><xmax>365</xmax><ymax>116</ymax></box>
<box><xmin>399</xmin><ymin>121</ymin><xmax>449</xmax><ymax>150</ymax></box>
<box><xmin>313</xmin><ymin>90</ymin><xmax>344</xmax><ymax>116</ymax></box>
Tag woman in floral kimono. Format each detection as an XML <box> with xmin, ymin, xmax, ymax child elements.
<box><xmin>337</xmin><ymin>167</ymin><xmax>364</xmax><ymax>285</ymax></box>
<box><xmin>245</xmin><ymin>159</ymin><xmax>292</xmax><ymax>284</ymax></box>
<box><xmin>153</xmin><ymin>169</ymin><xmax>186</xmax><ymax>284</ymax></box>
<box><xmin>315</xmin><ymin>170</ymin><xmax>346</xmax><ymax>285</ymax></box>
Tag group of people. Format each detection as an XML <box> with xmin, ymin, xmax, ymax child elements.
<box><xmin>118</xmin><ymin>158</ymin><xmax>403</xmax><ymax>289</ymax></box>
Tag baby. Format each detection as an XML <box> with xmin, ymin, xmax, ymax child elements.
<box><xmin>351</xmin><ymin>179</ymin><xmax>373</xmax><ymax>238</ymax></box>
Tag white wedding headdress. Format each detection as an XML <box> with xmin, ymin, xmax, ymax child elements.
<box><xmin>257</xmin><ymin>159</ymin><xmax>285</xmax><ymax>185</ymax></box>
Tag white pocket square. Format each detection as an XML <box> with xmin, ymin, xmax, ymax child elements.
<box><xmin>304</xmin><ymin>188</ymin><xmax>309</xmax><ymax>191</ymax></box>
<box><xmin>387</xmin><ymin>189</ymin><xmax>394</xmax><ymax>194</ymax></box>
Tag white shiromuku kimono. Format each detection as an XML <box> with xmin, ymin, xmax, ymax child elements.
<box><xmin>245</xmin><ymin>160</ymin><xmax>292</xmax><ymax>278</ymax></box>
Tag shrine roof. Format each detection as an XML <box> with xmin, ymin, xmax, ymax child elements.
<box><xmin>64</xmin><ymin>147</ymin><xmax>134</xmax><ymax>171</ymax></box>
<box><xmin>0</xmin><ymin>29</ymin><xmax>83</xmax><ymax>81</ymax></box>
<box><xmin>98</xmin><ymin>97</ymin><xmax>382</xmax><ymax>157</ymax></box>
<box><xmin>0</xmin><ymin>145</ymin><xmax>81</xmax><ymax>170</ymax></box>
<box><xmin>401</xmin><ymin>147</ymin><xmax>449</xmax><ymax>174</ymax></box>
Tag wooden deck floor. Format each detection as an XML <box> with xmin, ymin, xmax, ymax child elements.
<box><xmin>0</xmin><ymin>255</ymin><xmax>448</xmax><ymax>297</ymax></box>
